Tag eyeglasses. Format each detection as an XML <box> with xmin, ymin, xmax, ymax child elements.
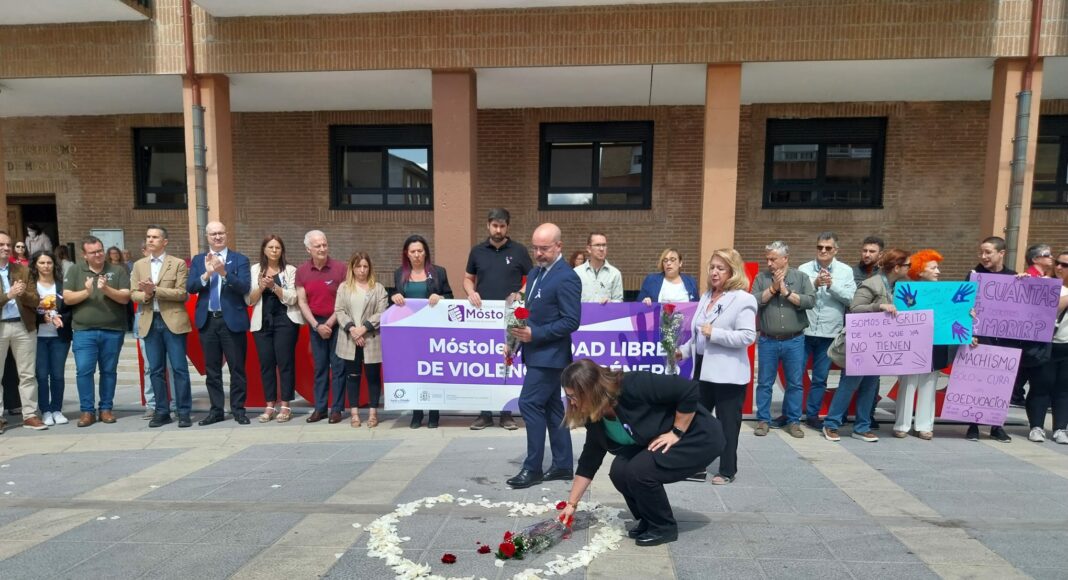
<box><xmin>14</xmin><ymin>245</ymin><xmax>24</xmax><ymax>249</ymax></box>
<box><xmin>1037</xmin><ymin>253</ymin><xmax>1053</xmax><ymax>258</ymax></box>
<box><xmin>1056</xmin><ymin>261</ymin><xmax>1068</xmax><ymax>268</ymax></box>
<box><xmin>816</xmin><ymin>245</ymin><xmax>835</xmax><ymax>252</ymax></box>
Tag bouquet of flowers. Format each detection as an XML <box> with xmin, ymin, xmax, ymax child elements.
<box><xmin>659</xmin><ymin>303</ymin><xmax>683</xmax><ymax>375</ymax></box>
<box><xmin>496</xmin><ymin>510</ymin><xmax>591</xmax><ymax>561</ymax></box>
<box><xmin>38</xmin><ymin>295</ymin><xmax>57</xmax><ymax>320</ymax></box>
<box><xmin>503</xmin><ymin>292</ymin><xmax>529</xmax><ymax>380</ymax></box>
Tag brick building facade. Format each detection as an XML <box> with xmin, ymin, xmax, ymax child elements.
<box><xmin>3</xmin><ymin>0</ymin><xmax>1068</xmax><ymax>289</ymax></box>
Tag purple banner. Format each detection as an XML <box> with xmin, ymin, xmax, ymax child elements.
<box><xmin>941</xmin><ymin>344</ymin><xmax>1021</xmax><ymax>426</ymax></box>
<box><xmin>972</xmin><ymin>273</ymin><xmax>1060</xmax><ymax>343</ymax></box>
<box><xmin>380</xmin><ymin>300</ymin><xmax>697</xmax><ymax>410</ymax></box>
<box><xmin>845</xmin><ymin>310</ymin><xmax>935</xmax><ymax>376</ymax></box>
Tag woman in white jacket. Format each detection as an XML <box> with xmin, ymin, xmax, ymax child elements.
<box><xmin>678</xmin><ymin>248</ymin><xmax>757</xmax><ymax>485</ymax></box>
<box><xmin>247</xmin><ymin>235</ymin><xmax>303</xmax><ymax>423</ymax></box>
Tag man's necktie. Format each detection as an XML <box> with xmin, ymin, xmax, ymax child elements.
<box><xmin>528</xmin><ymin>268</ymin><xmax>544</xmax><ymax>298</ymax></box>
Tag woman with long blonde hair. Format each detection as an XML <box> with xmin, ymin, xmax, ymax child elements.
<box><xmin>335</xmin><ymin>252</ymin><xmax>388</xmax><ymax>427</ymax></box>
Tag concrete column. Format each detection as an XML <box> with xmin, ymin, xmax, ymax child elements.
<box><xmin>0</xmin><ymin>122</ymin><xmax>7</xmax><ymax>233</ymax></box>
<box><xmin>431</xmin><ymin>70</ymin><xmax>477</xmax><ymax>296</ymax></box>
<box><xmin>980</xmin><ymin>58</ymin><xmax>1043</xmax><ymax>272</ymax></box>
<box><xmin>182</xmin><ymin>74</ymin><xmax>235</xmax><ymax>254</ymax></box>
<box><xmin>700</xmin><ymin>64</ymin><xmax>742</xmax><ymax>292</ymax></box>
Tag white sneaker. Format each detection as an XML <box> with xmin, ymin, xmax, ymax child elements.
<box><xmin>52</xmin><ymin>412</ymin><xmax>69</xmax><ymax>425</ymax></box>
<box><xmin>1028</xmin><ymin>427</ymin><xmax>1046</xmax><ymax>442</ymax></box>
<box><xmin>42</xmin><ymin>411</ymin><xmax>55</xmax><ymax>427</ymax></box>
<box><xmin>1054</xmin><ymin>429</ymin><xmax>1068</xmax><ymax>445</ymax></box>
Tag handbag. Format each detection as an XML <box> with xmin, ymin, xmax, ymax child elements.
<box><xmin>827</xmin><ymin>327</ymin><xmax>847</xmax><ymax>369</ymax></box>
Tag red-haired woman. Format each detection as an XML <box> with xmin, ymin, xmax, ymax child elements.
<box><xmin>892</xmin><ymin>249</ymin><xmax>948</xmax><ymax>440</ymax></box>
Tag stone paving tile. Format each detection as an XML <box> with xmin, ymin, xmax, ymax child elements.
<box><xmin>59</xmin><ymin>541</ymin><xmax>188</xmax><ymax>579</ymax></box>
<box><xmin>150</xmin><ymin>543</ymin><xmax>264</xmax><ymax>580</ymax></box>
<box><xmin>843</xmin><ymin>561</ymin><xmax>941</xmax><ymax>580</ymax></box>
<box><xmin>0</xmin><ymin>540</ymin><xmax>112</xmax><ymax>575</ymax></box>
<box><xmin>123</xmin><ymin>510</ymin><xmax>232</xmax><ymax>544</ymax></box>
<box><xmin>778</xmin><ymin>487</ymin><xmax>867</xmax><ymax>516</ymax></box>
<box><xmin>48</xmin><ymin>510</ymin><xmax>167</xmax><ymax>543</ymax></box>
<box><xmin>1</xmin><ymin>449</ymin><xmax>185</xmax><ymax>499</ymax></box>
<box><xmin>197</xmin><ymin>512</ymin><xmax>307</xmax><ymax>546</ymax></box>
<box><xmin>715</xmin><ymin>486</ymin><xmax>796</xmax><ymax>514</ymax></box>
<box><xmin>738</xmin><ymin>524</ymin><xmax>835</xmax><ymax>561</ymax></box>
<box><xmin>967</xmin><ymin>529</ymin><xmax>1068</xmax><ymax>571</ymax></box>
<box><xmin>673</xmin><ymin>556</ymin><xmax>764</xmax><ymax>579</ymax></box>
<box><xmin>141</xmin><ymin>476</ymin><xmax>232</xmax><ymax>501</ymax></box>
<box><xmin>759</xmin><ymin>559</ymin><xmax>854</xmax><ymax>579</ymax></box>
<box><xmin>669</xmin><ymin>523</ymin><xmax>754</xmax><ymax>559</ymax></box>
<box><xmin>0</xmin><ymin>507</ymin><xmax>35</xmax><ymax>528</ymax></box>
<box><xmin>814</xmin><ymin>525</ymin><xmax>926</xmax><ymax>564</ymax></box>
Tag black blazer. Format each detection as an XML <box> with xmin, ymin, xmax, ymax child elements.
<box><xmin>392</xmin><ymin>265</ymin><xmax>453</xmax><ymax>299</ymax></box>
<box><xmin>575</xmin><ymin>371</ymin><xmax>724</xmax><ymax>479</ymax></box>
<box><xmin>35</xmin><ymin>276</ymin><xmax>73</xmax><ymax>343</ymax></box>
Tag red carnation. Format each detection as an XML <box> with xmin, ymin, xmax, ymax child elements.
<box><xmin>663</xmin><ymin>304</ymin><xmax>677</xmax><ymax>315</ymax></box>
<box><xmin>499</xmin><ymin>542</ymin><xmax>516</xmax><ymax>558</ymax></box>
<box><xmin>555</xmin><ymin>501</ymin><xmax>567</xmax><ymax>510</ymax></box>
<box><xmin>441</xmin><ymin>553</ymin><xmax>457</xmax><ymax>564</ymax></box>
<box><xmin>478</xmin><ymin>545</ymin><xmax>492</xmax><ymax>554</ymax></box>
<box><xmin>514</xmin><ymin>307</ymin><xmax>530</xmax><ymax>320</ymax></box>
<box><xmin>503</xmin><ymin>531</ymin><xmax>513</xmax><ymax>541</ymax></box>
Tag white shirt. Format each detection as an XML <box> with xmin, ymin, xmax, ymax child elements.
<box><xmin>658</xmin><ymin>278</ymin><xmax>690</xmax><ymax>303</ymax></box>
<box><xmin>149</xmin><ymin>252</ymin><xmax>166</xmax><ymax>312</ymax></box>
<box><xmin>36</xmin><ymin>281</ymin><xmax>58</xmax><ymax>338</ymax></box>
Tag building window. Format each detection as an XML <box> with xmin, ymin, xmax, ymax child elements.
<box><xmin>134</xmin><ymin>128</ymin><xmax>187</xmax><ymax>209</ymax></box>
<box><xmin>330</xmin><ymin>125</ymin><xmax>432</xmax><ymax>210</ymax></box>
<box><xmin>539</xmin><ymin>121</ymin><xmax>653</xmax><ymax>209</ymax></box>
<box><xmin>1034</xmin><ymin>116</ymin><xmax>1068</xmax><ymax>207</ymax></box>
<box><xmin>763</xmin><ymin>117</ymin><xmax>886</xmax><ymax>209</ymax></box>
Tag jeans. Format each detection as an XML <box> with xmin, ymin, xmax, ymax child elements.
<box><xmin>35</xmin><ymin>335</ymin><xmax>69</xmax><ymax>413</ymax></box>
<box><xmin>309</xmin><ymin>315</ymin><xmax>346</xmax><ymax>413</ymax></box>
<box><xmin>803</xmin><ymin>335</ymin><xmax>834</xmax><ymax>419</ymax></box>
<box><xmin>143</xmin><ymin>316</ymin><xmax>192</xmax><ymax>416</ymax></box>
<box><xmin>755</xmin><ymin>334</ymin><xmax>805</xmax><ymax>423</ymax></box>
<box><xmin>72</xmin><ymin>329</ymin><xmax>125</xmax><ymax>413</ymax></box>
<box><xmin>823</xmin><ymin>372</ymin><xmax>879</xmax><ymax>432</ymax></box>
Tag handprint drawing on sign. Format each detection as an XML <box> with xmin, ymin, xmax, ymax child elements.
<box><xmin>951</xmin><ymin>321</ymin><xmax>971</xmax><ymax>343</ymax></box>
<box><xmin>895</xmin><ymin>284</ymin><xmax>918</xmax><ymax>308</ymax></box>
<box><xmin>951</xmin><ymin>284</ymin><xmax>976</xmax><ymax>304</ymax></box>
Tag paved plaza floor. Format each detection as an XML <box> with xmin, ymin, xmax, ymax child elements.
<box><xmin>0</xmin><ymin>339</ymin><xmax>1065</xmax><ymax>579</ymax></box>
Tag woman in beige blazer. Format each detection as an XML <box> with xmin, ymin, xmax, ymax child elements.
<box><xmin>335</xmin><ymin>251</ymin><xmax>388</xmax><ymax>427</ymax></box>
<box><xmin>247</xmin><ymin>235</ymin><xmax>303</xmax><ymax>423</ymax></box>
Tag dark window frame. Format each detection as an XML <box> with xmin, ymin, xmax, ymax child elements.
<box><xmin>538</xmin><ymin>121</ymin><xmax>654</xmax><ymax>210</ymax></box>
<box><xmin>329</xmin><ymin>125</ymin><xmax>433</xmax><ymax>211</ymax></box>
<box><xmin>133</xmin><ymin>127</ymin><xmax>187</xmax><ymax>210</ymax></box>
<box><xmin>1033</xmin><ymin>115</ymin><xmax>1068</xmax><ymax>208</ymax></box>
<box><xmin>762</xmin><ymin>117</ymin><xmax>887</xmax><ymax>209</ymax></box>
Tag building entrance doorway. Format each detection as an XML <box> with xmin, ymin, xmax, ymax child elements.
<box><xmin>5</xmin><ymin>194</ymin><xmax>59</xmax><ymax>255</ymax></box>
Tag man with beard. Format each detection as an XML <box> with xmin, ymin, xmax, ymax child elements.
<box><xmin>464</xmin><ymin>208</ymin><xmax>532</xmax><ymax>430</ymax></box>
<box><xmin>505</xmin><ymin>223</ymin><xmax>581</xmax><ymax>489</ymax></box>
<box><xmin>853</xmin><ymin>235</ymin><xmax>884</xmax><ymax>286</ymax></box>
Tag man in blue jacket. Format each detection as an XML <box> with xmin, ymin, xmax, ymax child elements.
<box><xmin>187</xmin><ymin>221</ymin><xmax>252</xmax><ymax>425</ymax></box>
<box><xmin>505</xmin><ymin>223</ymin><xmax>582</xmax><ymax>489</ymax></box>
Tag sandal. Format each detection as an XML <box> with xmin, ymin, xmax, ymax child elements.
<box><xmin>917</xmin><ymin>431</ymin><xmax>933</xmax><ymax>440</ymax></box>
<box><xmin>276</xmin><ymin>406</ymin><xmax>292</xmax><ymax>423</ymax></box>
<box><xmin>258</xmin><ymin>406</ymin><xmax>277</xmax><ymax>423</ymax></box>
<box><xmin>710</xmin><ymin>474</ymin><xmax>735</xmax><ymax>485</ymax></box>
<box><xmin>367</xmin><ymin>411</ymin><xmax>379</xmax><ymax>428</ymax></box>
<box><xmin>350</xmin><ymin>414</ymin><xmax>362</xmax><ymax>428</ymax></box>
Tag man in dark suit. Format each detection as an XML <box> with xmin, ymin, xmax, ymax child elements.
<box><xmin>187</xmin><ymin>221</ymin><xmax>252</xmax><ymax>425</ymax></box>
<box><xmin>505</xmin><ymin>223</ymin><xmax>581</xmax><ymax>489</ymax></box>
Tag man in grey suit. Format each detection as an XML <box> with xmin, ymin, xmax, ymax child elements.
<box><xmin>505</xmin><ymin>223</ymin><xmax>582</xmax><ymax>489</ymax></box>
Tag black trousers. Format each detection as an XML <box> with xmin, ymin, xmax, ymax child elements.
<box><xmin>694</xmin><ymin>355</ymin><xmax>745</xmax><ymax>478</ymax></box>
<box><xmin>1027</xmin><ymin>344</ymin><xmax>1068</xmax><ymax>431</ymax></box>
<box><xmin>608</xmin><ymin>449</ymin><xmax>694</xmax><ymax>534</ymax></box>
<box><xmin>200</xmin><ymin>315</ymin><xmax>248</xmax><ymax>416</ymax></box>
<box><xmin>972</xmin><ymin>363</ymin><xmax>1046</xmax><ymax>432</ymax></box>
<box><xmin>2</xmin><ymin>350</ymin><xmax>20</xmax><ymax>411</ymax></box>
<box><xmin>344</xmin><ymin>352</ymin><xmax>382</xmax><ymax>408</ymax></box>
<box><xmin>252</xmin><ymin>313</ymin><xmax>299</xmax><ymax>403</ymax></box>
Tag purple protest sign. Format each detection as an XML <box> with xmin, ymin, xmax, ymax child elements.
<box><xmin>941</xmin><ymin>344</ymin><xmax>1021</xmax><ymax>426</ymax></box>
<box><xmin>844</xmin><ymin>310</ymin><xmax>934</xmax><ymax>376</ymax></box>
<box><xmin>971</xmin><ymin>273</ymin><xmax>1060</xmax><ymax>343</ymax></box>
<box><xmin>380</xmin><ymin>299</ymin><xmax>696</xmax><ymax>411</ymax></box>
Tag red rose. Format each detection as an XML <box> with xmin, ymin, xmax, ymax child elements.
<box><xmin>441</xmin><ymin>553</ymin><xmax>457</xmax><ymax>564</ymax></box>
<box><xmin>663</xmin><ymin>304</ymin><xmax>677</xmax><ymax>315</ymax></box>
<box><xmin>503</xmin><ymin>531</ymin><xmax>513</xmax><ymax>541</ymax></box>
<box><xmin>555</xmin><ymin>501</ymin><xmax>567</xmax><ymax>510</ymax></box>
<box><xmin>499</xmin><ymin>542</ymin><xmax>516</xmax><ymax>558</ymax></box>
<box><xmin>514</xmin><ymin>307</ymin><xmax>530</xmax><ymax>320</ymax></box>
<box><xmin>478</xmin><ymin>545</ymin><xmax>492</xmax><ymax>554</ymax></box>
